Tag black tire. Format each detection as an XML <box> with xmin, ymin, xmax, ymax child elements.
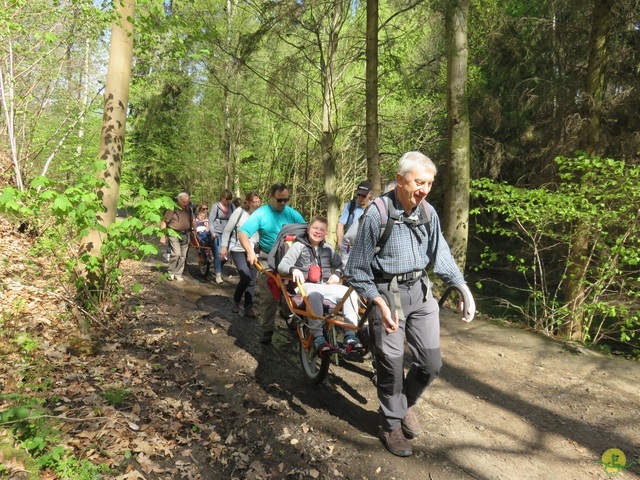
<box><xmin>299</xmin><ymin>327</ymin><xmax>330</xmax><ymax>384</ymax></box>
<box><xmin>199</xmin><ymin>258</ymin><xmax>210</xmax><ymax>277</ymax></box>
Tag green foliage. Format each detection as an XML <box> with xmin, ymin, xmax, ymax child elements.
<box><xmin>0</xmin><ymin>169</ymin><xmax>172</xmax><ymax>320</ymax></box>
<box><xmin>102</xmin><ymin>387</ymin><xmax>131</xmax><ymax>407</ymax></box>
<box><xmin>472</xmin><ymin>154</ymin><xmax>640</xmax><ymax>354</ymax></box>
<box><xmin>0</xmin><ymin>405</ymin><xmax>111</xmax><ymax>479</ymax></box>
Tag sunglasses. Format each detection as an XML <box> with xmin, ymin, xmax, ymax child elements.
<box><xmin>275</xmin><ymin>198</ymin><xmax>290</xmax><ymax>203</ymax></box>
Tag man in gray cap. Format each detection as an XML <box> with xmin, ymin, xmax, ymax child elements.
<box><xmin>336</xmin><ymin>180</ymin><xmax>372</xmax><ymax>247</ymax></box>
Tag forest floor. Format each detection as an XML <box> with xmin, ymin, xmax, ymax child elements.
<box><xmin>1</xmin><ymin>215</ymin><xmax>639</xmax><ymax>480</ymax></box>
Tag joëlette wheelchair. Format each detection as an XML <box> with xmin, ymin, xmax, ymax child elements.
<box><xmin>188</xmin><ymin>232</ymin><xmax>214</xmax><ymax>278</ymax></box>
<box><xmin>255</xmin><ymin>262</ymin><xmax>371</xmax><ymax>384</ymax></box>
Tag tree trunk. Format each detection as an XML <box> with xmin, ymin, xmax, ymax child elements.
<box><xmin>443</xmin><ymin>0</ymin><xmax>470</xmax><ymax>271</ymax></box>
<box><xmin>365</xmin><ymin>0</ymin><xmax>380</xmax><ymax>196</ymax></box>
<box><xmin>562</xmin><ymin>0</ymin><xmax>613</xmax><ymax>340</ymax></box>
<box><xmin>321</xmin><ymin>0</ymin><xmax>344</xmax><ymax>245</ymax></box>
<box><xmin>81</xmin><ymin>0</ymin><xmax>135</xmax><ymax>257</ymax></box>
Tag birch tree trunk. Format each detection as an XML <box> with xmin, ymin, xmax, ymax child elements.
<box><xmin>443</xmin><ymin>0</ymin><xmax>470</xmax><ymax>271</ymax></box>
<box><xmin>81</xmin><ymin>0</ymin><xmax>135</xmax><ymax>257</ymax></box>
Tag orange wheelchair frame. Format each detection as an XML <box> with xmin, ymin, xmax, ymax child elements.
<box><xmin>189</xmin><ymin>232</ymin><xmax>214</xmax><ymax>278</ymax></box>
<box><xmin>255</xmin><ymin>262</ymin><xmax>370</xmax><ymax>384</ymax></box>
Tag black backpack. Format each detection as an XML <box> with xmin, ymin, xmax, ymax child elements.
<box><xmin>344</xmin><ymin>199</ymin><xmax>358</xmax><ymax>230</ymax></box>
<box><xmin>266</xmin><ymin>223</ymin><xmax>309</xmax><ymax>271</ymax></box>
<box><xmin>370</xmin><ymin>192</ymin><xmax>432</xmax><ymax>254</ymax></box>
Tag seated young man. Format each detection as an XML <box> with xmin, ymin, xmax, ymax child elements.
<box><xmin>278</xmin><ymin>216</ymin><xmax>361</xmax><ymax>354</ymax></box>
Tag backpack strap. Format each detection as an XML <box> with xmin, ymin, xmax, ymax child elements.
<box><xmin>372</xmin><ymin>191</ymin><xmax>432</xmax><ymax>254</ymax></box>
<box><xmin>345</xmin><ymin>199</ymin><xmax>357</xmax><ymax>229</ymax></box>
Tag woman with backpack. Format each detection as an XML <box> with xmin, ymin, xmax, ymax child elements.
<box><xmin>221</xmin><ymin>192</ymin><xmax>261</xmax><ymax>317</ymax></box>
<box><xmin>209</xmin><ymin>189</ymin><xmax>236</xmax><ymax>284</ymax></box>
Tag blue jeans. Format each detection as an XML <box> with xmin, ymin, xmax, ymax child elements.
<box><xmin>231</xmin><ymin>251</ymin><xmax>257</xmax><ymax>308</ymax></box>
<box><xmin>212</xmin><ymin>234</ymin><xmax>226</xmax><ymax>275</ymax></box>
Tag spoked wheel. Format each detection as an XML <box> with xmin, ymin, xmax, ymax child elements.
<box><xmin>199</xmin><ymin>258</ymin><xmax>210</xmax><ymax>277</ymax></box>
<box><xmin>298</xmin><ymin>324</ymin><xmax>330</xmax><ymax>384</ymax></box>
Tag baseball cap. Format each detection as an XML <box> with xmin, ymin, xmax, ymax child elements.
<box><xmin>356</xmin><ymin>181</ymin><xmax>372</xmax><ymax>195</ymax></box>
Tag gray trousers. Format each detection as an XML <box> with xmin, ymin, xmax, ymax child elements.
<box><xmin>168</xmin><ymin>232</ymin><xmax>190</xmax><ymax>276</ymax></box>
<box><xmin>370</xmin><ymin>277</ymin><xmax>442</xmax><ymax>430</ymax></box>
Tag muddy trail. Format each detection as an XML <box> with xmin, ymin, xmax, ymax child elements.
<box><xmin>122</xmin><ymin>247</ymin><xmax>640</xmax><ymax>480</ymax></box>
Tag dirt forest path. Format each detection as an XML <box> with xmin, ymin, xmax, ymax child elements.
<box><xmin>128</xmin><ymin>247</ymin><xmax>640</xmax><ymax>480</ymax></box>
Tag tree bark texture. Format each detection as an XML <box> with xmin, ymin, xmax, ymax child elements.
<box><xmin>443</xmin><ymin>0</ymin><xmax>470</xmax><ymax>272</ymax></box>
<box><xmin>562</xmin><ymin>0</ymin><xmax>614</xmax><ymax>340</ymax></box>
<box><xmin>365</xmin><ymin>0</ymin><xmax>380</xmax><ymax>196</ymax></box>
<box><xmin>82</xmin><ymin>0</ymin><xmax>135</xmax><ymax>256</ymax></box>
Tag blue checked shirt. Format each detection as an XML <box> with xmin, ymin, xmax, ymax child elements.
<box><xmin>344</xmin><ymin>195</ymin><xmax>465</xmax><ymax>302</ymax></box>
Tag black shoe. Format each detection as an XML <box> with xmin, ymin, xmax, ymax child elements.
<box><xmin>259</xmin><ymin>330</ymin><xmax>273</xmax><ymax>344</ymax></box>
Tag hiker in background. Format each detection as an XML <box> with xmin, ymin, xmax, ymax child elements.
<box><xmin>194</xmin><ymin>204</ymin><xmax>213</xmax><ymax>263</ymax></box>
<box><xmin>209</xmin><ymin>189</ymin><xmax>236</xmax><ymax>285</ymax></box>
<box><xmin>336</xmin><ymin>180</ymin><xmax>372</xmax><ymax>248</ymax></box>
<box><xmin>345</xmin><ymin>152</ymin><xmax>475</xmax><ymax>458</ymax></box>
<box><xmin>340</xmin><ymin>179</ymin><xmax>398</xmax><ymax>267</ymax></box>
<box><xmin>278</xmin><ymin>216</ymin><xmax>362</xmax><ymax>355</ymax></box>
<box><xmin>221</xmin><ymin>191</ymin><xmax>262</xmax><ymax>318</ymax></box>
<box><xmin>238</xmin><ymin>183</ymin><xmax>305</xmax><ymax>345</ymax></box>
<box><xmin>160</xmin><ymin>191</ymin><xmax>193</xmax><ymax>282</ymax></box>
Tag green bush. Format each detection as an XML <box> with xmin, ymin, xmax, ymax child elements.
<box><xmin>472</xmin><ymin>153</ymin><xmax>640</xmax><ymax>355</ymax></box>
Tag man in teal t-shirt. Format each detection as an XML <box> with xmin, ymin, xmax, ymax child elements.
<box><xmin>238</xmin><ymin>183</ymin><xmax>305</xmax><ymax>344</ymax></box>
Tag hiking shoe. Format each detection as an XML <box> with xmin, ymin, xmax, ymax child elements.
<box><xmin>215</xmin><ymin>274</ymin><xmax>224</xmax><ymax>285</ymax></box>
<box><xmin>379</xmin><ymin>427</ymin><xmax>412</xmax><ymax>457</ymax></box>
<box><xmin>244</xmin><ymin>307</ymin><xmax>257</xmax><ymax>318</ymax></box>
<box><xmin>259</xmin><ymin>330</ymin><xmax>273</xmax><ymax>344</ymax></box>
<box><xmin>231</xmin><ymin>302</ymin><xmax>240</xmax><ymax>313</ymax></box>
<box><xmin>401</xmin><ymin>407</ymin><xmax>421</xmax><ymax>438</ymax></box>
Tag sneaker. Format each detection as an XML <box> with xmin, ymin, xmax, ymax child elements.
<box><xmin>379</xmin><ymin>427</ymin><xmax>412</xmax><ymax>457</ymax></box>
<box><xmin>175</xmin><ymin>275</ymin><xmax>184</xmax><ymax>282</ymax></box>
<box><xmin>215</xmin><ymin>274</ymin><xmax>224</xmax><ymax>285</ymax></box>
<box><xmin>343</xmin><ymin>334</ymin><xmax>363</xmax><ymax>352</ymax></box>
<box><xmin>401</xmin><ymin>407</ymin><xmax>421</xmax><ymax>438</ymax></box>
<box><xmin>259</xmin><ymin>330</ymin><xmax>273</xmax><ymax>344</ymax></box>
<box><xmin>168</xmin><ymin>274</ymin><xmax>175</xmax><ymax>281</ymax></box>
<box><xmin>314</xmin><ymin>336</ymin><xmax>335</xmax><ymax>356</ymax></box>
<box><xmin>231</xmin><ymin>302</ymin><xmax>240</xmax><ymax>313</ymax></box>
<box><xmin>244</xmin><ymin>307</ymin><xmax>257</xmax><ymax>318</ymax></box>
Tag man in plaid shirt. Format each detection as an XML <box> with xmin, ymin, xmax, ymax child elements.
<box><xmin>345</xmin><ymin>151</ymin><xmax>476</xmax><ymax>457</ymax></box>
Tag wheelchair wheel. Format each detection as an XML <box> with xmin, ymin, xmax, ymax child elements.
<box><xmin>299</xmin><ymin>330</ymin><xmax>330</xmax><ymax>384</ymax></box>
<box><xmin>198</xmin><ymin>258</ymin><xmax>210</xmax><ymax>277</ymax></box>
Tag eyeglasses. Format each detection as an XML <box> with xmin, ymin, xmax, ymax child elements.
<box><xmin>275</xmin><ymin>198</ymin><xmax>290</xmax><ymax>203</ymax></box>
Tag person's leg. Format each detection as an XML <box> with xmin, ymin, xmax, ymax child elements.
<box><xmin>256</xmin><ymin>263</ymin><xmax>277</xmax><ymax>342</ymax></box>
<box><xmin>403</xmin><ymin>280</ymin><xmax>442</xmax><ymax>407</ymax></box>
<box><xmin>231</xmin><ymin>251</ymin><xmax>251</xmax><ymax>304</ymax></box>
<box><xmin>175</xmin><ymin>234</ymin><xmax>190</xmax><ymax>276</ymax></box>
<box><xmin>196</xmin><ymin>233</ymin><xmax>209</xmax><ymax>261</ymax></box>
<box><xmin>167</xmin><ymin>235</ymin><xmax>182</xmax><ymax>277</ymax></box>
<box><xmin>212</xmin><ymin>235</ymin><xmax>222</xmax><ymax>275</ymax></box>
<box><xmin>370</xmin><ymin>282</ymin><xmax>408</xmax><ymax>432</ymax></box>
